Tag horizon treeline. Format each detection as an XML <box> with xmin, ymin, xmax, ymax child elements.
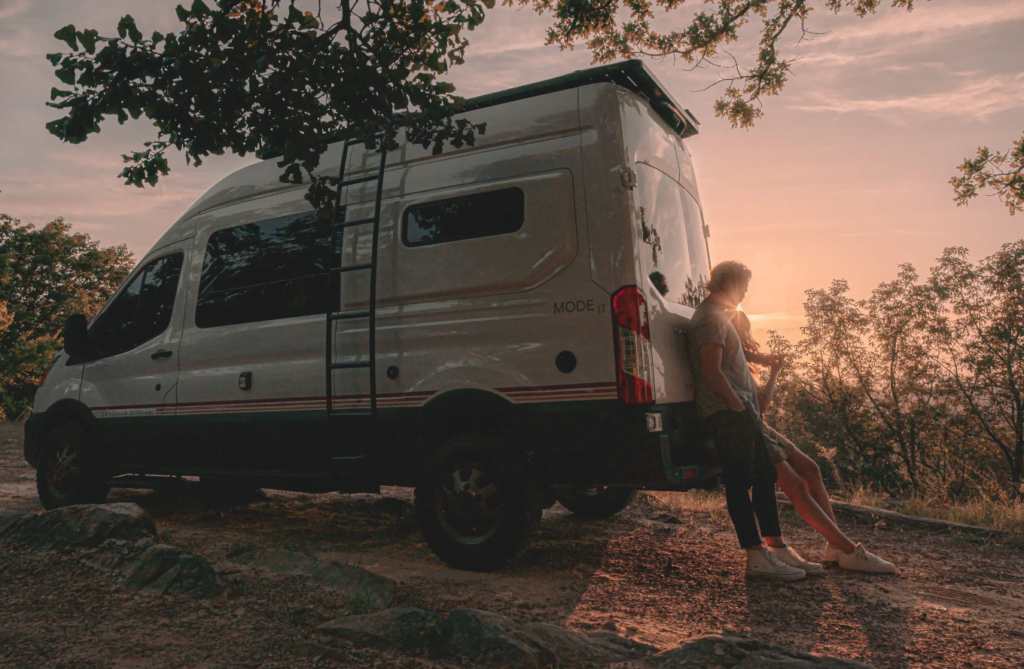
<box><xmin>762</xmin><ymin>241</ymin><xmax>1024</xmax><ymax>502</ymax></box>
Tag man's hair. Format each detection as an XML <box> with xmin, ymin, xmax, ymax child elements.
<box><xmin>707</xmin><ymin>260</ymin><xmax>752</xmax><ymax>293</ymax></box>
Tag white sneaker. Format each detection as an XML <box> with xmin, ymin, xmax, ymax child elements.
<box><xmin>746</xmin><ymin>546</ymin><xmax>806</xmax><ymax>581</ymax></box>
<box><xmin>769</xmin><ymin>545</ymin><xmax>823</xmax><ymax>574</ymax></box>
<box><xmin>836</xmin><ymin>543</ymin><xmax>897</xmax><ymax>574</ymax></box>
<box><xmin>823</xmin><ymin>543</ymin><xmax>843</xmax><ymax>563</ymax></box>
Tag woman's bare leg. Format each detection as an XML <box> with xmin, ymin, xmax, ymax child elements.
<box><xmin>787</xmin><ymin>447</ymin><xmax>839</xmax><ymax>526</ymax></box>
<box><xmin>776</xmin><ymin>460</ymin><xmax>856</xmax><ymax>553</ymax></box>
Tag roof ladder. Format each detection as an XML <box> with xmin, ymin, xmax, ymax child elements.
<box><xmin>325</xmin><ymin>137</ymin><xmax>388</xmax><ymax>426</ymax></box>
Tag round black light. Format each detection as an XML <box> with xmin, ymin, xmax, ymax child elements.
<box><xmin>386</xmin><ymin>365</ymin><xmax>400</xmax><ymax>380</ymax></box>
<box><xmin>555</xmin><ymin>350</ymin><xmax>577</xmax><ymax>374</ymax></box>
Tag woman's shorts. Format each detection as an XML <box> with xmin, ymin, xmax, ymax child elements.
<box><xmin>761</xmin><ymin>422</ymin><xmax>796</xmax><ymax>465</ymax></box>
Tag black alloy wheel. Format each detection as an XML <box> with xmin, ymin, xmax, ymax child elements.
<box><xmin>415</xmin><ymin>433</ymin><xmax>541</xmax><ymax>571</ymax></box>
<box><xmin>36</xmin><ymin>422</ymin><xmax>109</xmax><ymax>510</ymax></box>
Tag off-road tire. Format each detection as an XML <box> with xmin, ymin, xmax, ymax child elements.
<box><xmin>556</xmin><ymin>486</ymin><xmax>636</xmax><ymax>518</ymax></box>
<box><xmin>414</xmin><ymin>433</ymin><xmax>541</xmax><ymax>571</ymax></box>
<box><xmin>36</xmin><ymin>422</ymin><xmax>109</xmax><ymax>510</ymax></box>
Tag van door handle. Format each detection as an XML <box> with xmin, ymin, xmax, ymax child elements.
<box><xmin>151</xmin><ymin>350</ymin><xmax>173</xmax><ymax>360</ymax></box>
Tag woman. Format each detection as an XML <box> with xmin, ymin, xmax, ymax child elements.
<box><xmin>730</xmin><ymin>310</ymin><xmax>897</xmax><ymax>574</ymax></box>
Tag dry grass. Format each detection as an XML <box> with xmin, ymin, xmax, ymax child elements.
<box><xmin>831</xmin><ymin>483</ymin><xmax>1024</xmax><ymax>535</ymax></box>
<box><xmin>896</xmin><ymin>496</ymin><xmax>1024</xmax><ymax>535</ymax></box>
<box><xmin>649</xmin><ymin>489</ymin><xmax>726</xmax><ymax>515</ymax></box>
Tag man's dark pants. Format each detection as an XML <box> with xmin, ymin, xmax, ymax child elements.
<box><xmin>704</xmin><ymin>408</ymin><xmax>781</xmax><ymax>548</ymax></box>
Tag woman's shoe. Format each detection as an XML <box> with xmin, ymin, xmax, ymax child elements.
<box><xmin>769</xmin><ymin>545</ymin><xmax>823</xmax><ymax>574</ymax></box>
<box><xmin>836</xmin><ymin>543</ymin><xmax>897</xmax><ymax>574</ymax></box>
<box><xmin>746</xmin><ymin>546</ymin><xmax>806</xmax><ymax>581</ymax></box>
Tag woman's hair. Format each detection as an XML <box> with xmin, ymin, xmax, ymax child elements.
<box><xmin>729</xmin><ymin>310</ymin><xmax>762</xmax><ymax>376</ymax></box>
<box><xmin>729</xmin><ymin>310</ymin><xmax>759</xmax><ymax>353</ymax></box>
<box><xmin>707</xmin><ymin>260</ymin><xmax>752</xmax><ymax>294</ymax></box>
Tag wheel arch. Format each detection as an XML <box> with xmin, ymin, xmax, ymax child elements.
<box><xmin>414</xmin><ymin>389</ymin><xmax>527</xmax><ymax>470</ymax></box>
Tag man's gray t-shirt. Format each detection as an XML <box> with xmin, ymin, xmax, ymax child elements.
<box><xmin>686</xmin><ymin>299</ymin><xmax>760</xmax><ymax>418</ymax></box>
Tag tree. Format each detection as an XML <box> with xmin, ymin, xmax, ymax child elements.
<box><xmin>507</xmin><ymin>0</ymin><xmax>918</xmax><ymax>129</ymax></box>
<box><xmin>931</xmin><ymin>243</ymin><xmax>1024</xmax><ymax>493</ymax></box>
<box><xmin>951</xmin><ymin>132</ymin><xmax>1024</xmax><ymax>216</ymax></box>
<box><xmin>45</xmin><ymin>0</ymin><xmax>491</xmax><ymax>209</ymax></box>
<box><xmin>0</xmin><ymin>215</ymin><xmax>134</xmax><ymax>419</ymax></box>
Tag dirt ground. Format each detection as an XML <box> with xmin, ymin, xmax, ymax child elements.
<box><xmin>2</xmin><ymin>424</ymin><xmax>1023</xmax><ymax>669</ymax></box>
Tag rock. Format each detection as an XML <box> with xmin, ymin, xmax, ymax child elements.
<box><xmin>439</xmin><ymin>608</ymin><xmax>657</xmax><ymax>669</ymax></box>
<box><xmin>317</xmin><ymin>607</ymin><xmax>443</xmax><ymax>652</ymax></box>
<box><xmin>644</xmin><ymin>634</ymin><xmax>875</xmax><ymax>668</ymax></box>
<box><xmin>650</xmin><ymin>513</ymin><xmax>683</xmax><ymax>525</ymax></box>
<box><xmin>316</xmin><ymin>607</ymin><xmax>655</xmax><ymax>667</ymax></box>
<box><xmin>230</xmin><ymin>549</ymin><xmax>396</xmax><ymax>612</ymax></box>
<box><xmin>438</xmin><ymin>609</ymin><xmax>546</xmax><ymax>668</ymax></box>
<box><xmin>119</xmin><ymin>544</ymin><xmax>221</xmax><ymax>598</ymax></box>
<box><xmin>0</xmin><ymin>503</ymin><xmax>157</xmax><ymax>550</ymax></box>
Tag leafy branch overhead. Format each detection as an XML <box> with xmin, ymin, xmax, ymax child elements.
<box><xmin>45</xmin><ymin>0</ymin><xmax>491</xmax><ymax>208</ymax></box>
<box><xmin>951</xmin><ymin>133</ymin><xmax>1024</xmax><ymax>216</ymax></box>
<box><xmin>506</xmin><ymin>0</ymin><xmax>919</xmax><ymax>129</ymax></box>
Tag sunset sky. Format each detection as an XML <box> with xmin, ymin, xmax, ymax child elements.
<box><xmin>1</xmin><ymin>0</ymin><xmax>1022</xmax><ymax>344</ymax></box>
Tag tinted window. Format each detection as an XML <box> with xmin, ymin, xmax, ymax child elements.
<box><xmin>196</xmin><ymin>212</ymin><xmax>329</xmax><ymax>328</ymax></box>
<box><xmin>89</xmin><ymin>253</ymin><xmax>184</xmax><ymax>358</ymax></box>
<box><xmin>403</xmin><ymin>188</ymin><xmax>524</xmax><ymax>247</ymax></box>
<box><xmin>635</xmin><ymin>165</ymin><xmax>709</xmax><ymax>304</ymax></box>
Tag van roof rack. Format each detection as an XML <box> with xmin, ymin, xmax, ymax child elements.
<box><xmin>258</xmin><ymin>61</ymin><xmax>697</xmax><ymax>161</ymax></box>
<box><xmin>462</xmin><ymin>60</ymin><xmax>699</xmax><ymax>139</ymax></box>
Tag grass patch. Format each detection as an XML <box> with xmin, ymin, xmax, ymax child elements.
<box><xmin>651</xmin><ymin>489</ymin><xmax>726</xmax><ymax>515</ymax></box>
<box><xmin>895</xmin><ymin>496</ymin><xmax>1024</xmax><ymax>534</ymax></box>
<box><xmin>835</xmin><ymin>483</ymin><xmax>1024</xmax><ymax>535</ymax></box>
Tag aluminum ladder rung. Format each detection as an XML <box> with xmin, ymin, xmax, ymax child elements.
<box><xmin>331</xmin><ymin>263</ymin><xmax>372</xmax><ymax>274</ymax></box>
<box><xmin>339</xmin><ymin>173</ymin><xmax>379</xmax><ymax>187</ymax></box>
<box><xmin>330</xmin><ymin>361</ymin><xmax>371</xmax><ymax>370</ymax></box>
<box><xmin>329</xmin><ymin>310</ymin><xmax>371</xmax><ymax>322</ymax></box>
<box><xmin>335</xmin><ymin>216</ymin><xmax>376</xmax><ymax>229</ymax></box>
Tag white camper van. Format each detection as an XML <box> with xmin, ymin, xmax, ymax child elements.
<box><xmin>26</xmin><ymin>61</ymin><xmax>717</xmax><ymax>569</ymax></box>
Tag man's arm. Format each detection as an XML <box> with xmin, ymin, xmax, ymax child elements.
<box><xmin>699</xmin><ymin>343</ymin><xmax>746</xmax><ymax>412</ymax></box>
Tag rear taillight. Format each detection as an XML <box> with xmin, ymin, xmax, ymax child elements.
<box><xmin>612</xmin><ymin>286</ymin><xmax>654</xmax><ymax>404</ymax></box>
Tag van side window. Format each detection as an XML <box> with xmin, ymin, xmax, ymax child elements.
<box><xmin>89</xmin><ymin>253</ymin><xmax>184</xmax><ymax>358</ymax></box>
<box><xmin>403</xmin><ymin>188</ymin><xmax>525</xmax><ymax>247</ymax></box>
<box><xmin>196</xmin><ymin>212</ymin><xmax>328</xmax><ymax>328</ymax></box>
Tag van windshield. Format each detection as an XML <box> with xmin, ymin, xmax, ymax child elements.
<box><xmin>635</xmin><ymin>164</ymin><xmax>710</xmax><ymax>305</ymax></box>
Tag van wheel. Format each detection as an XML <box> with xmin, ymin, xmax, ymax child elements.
<box><xmin>36</xmin><ymin>422</ymin><xmax>109</xmax><ymax>510</ymax></box>
<box><xmin>556</xmin><ymin>486</ymin><xmax>636</xmax><ymax>518</ymax></box>
<box><xmin>414</xmin><ymin>433</ymin><xmax>541</xmax><ymax>571</ymax></box>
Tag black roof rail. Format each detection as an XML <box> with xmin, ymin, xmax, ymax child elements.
<box><xmin>259</xmin><ymin>60</ymin><xmax>698</xmax><ymax>161</ymax></box>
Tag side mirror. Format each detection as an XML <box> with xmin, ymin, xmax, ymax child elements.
<box><xmin>63</xmin><ymin>314</ymin><xmax>89</xmax><ymax>357</ymax></box>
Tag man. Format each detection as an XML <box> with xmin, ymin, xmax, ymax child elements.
<box><xmin>686</xmin><ymin>261</ymin><xmax>816</xmax><ymax>580</ymax></box>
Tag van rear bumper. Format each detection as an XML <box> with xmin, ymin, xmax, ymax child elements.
<box><xmin>526</xmin><ymin>399</ymin><xmax>716</xmax><ymax>490</ymax></box>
